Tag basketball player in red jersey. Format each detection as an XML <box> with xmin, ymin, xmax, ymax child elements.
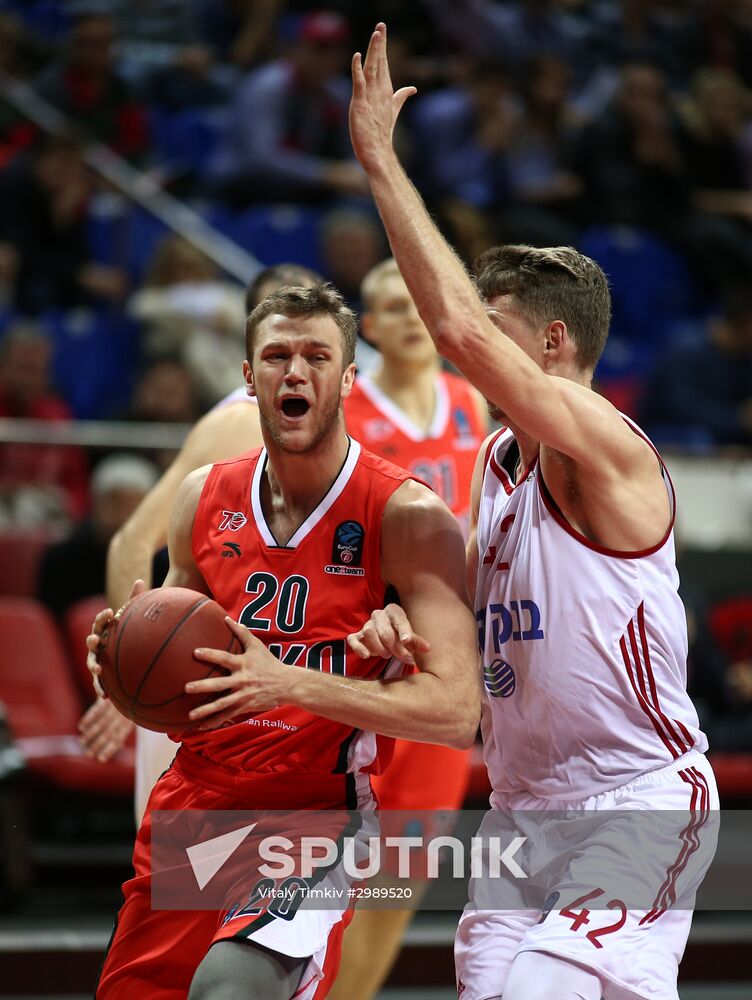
<box><xmin>331</xmin><ymin>259</ymin><xmax>488</xmax><ymax>1000</ymax></box>
<box><xmin>79</xmin><ymin>265</ymin><xmax>319</xmax><ymax>820</ymax></box>
<box><xmin>346</xmin><ymin>257</ymin><xmax>487</xmax><ymax>536</ymax></box>
<box><xmin>87</xmin><ymin>283</ymin><xmax>480</xmax><ymax>999</ymax></box>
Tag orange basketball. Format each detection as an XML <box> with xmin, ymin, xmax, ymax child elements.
<box><xmin>98</xmin><ymin>587</ymin><xmax>240</xmax><ymax>733</ymax></box>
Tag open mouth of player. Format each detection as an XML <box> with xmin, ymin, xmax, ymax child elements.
<box><xmin>280</xmin><ymin>397</ymin><xmax>310</xmax><ymax>419</ymax></box>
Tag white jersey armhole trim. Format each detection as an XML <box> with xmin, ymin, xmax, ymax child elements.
<box><xmin>536</xmin><ymin>416</ymin><xmax>676</xmax><ymax>559</ymax></box>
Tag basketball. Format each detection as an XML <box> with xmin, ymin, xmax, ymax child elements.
<box><xmin>98</xmin><ymin>587</ymin><xmax>241</xmax><ymax>734</ymax></box>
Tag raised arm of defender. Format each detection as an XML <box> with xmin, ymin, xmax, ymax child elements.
<box><xmin>349</xmin><ymin>26</ymin><xmax>661</xmax><ymax>485</ymax></box>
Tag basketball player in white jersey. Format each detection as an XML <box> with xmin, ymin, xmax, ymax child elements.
<box><xmin>345</xmin><ymin>24</ymin><xmax>718</xmax><ymax>1000</ymax></box>
<box><xmin>78</xmin><ymin>264</ymin><xmax>318</xmax><ymax>819</ymax></box>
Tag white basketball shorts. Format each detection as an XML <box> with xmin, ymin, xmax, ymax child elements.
<box><xmin>455</xmin><ymin>750</ymin><xmax>719</xmax><ymax>1000</ymax></box>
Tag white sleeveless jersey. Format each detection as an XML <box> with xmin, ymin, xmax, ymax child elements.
<box><xmin>476</xmin><ymin>421</ymin><xmax>706</xmax><ymax>802</ymax></box>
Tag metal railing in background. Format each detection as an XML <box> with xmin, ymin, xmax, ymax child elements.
<box><xmin>0</xmin><ymin>418</ymin><xmax>190</xmax><ymax>451</ymax></box>
<box><xmin>1</xmin><ymin>419</ymin><xmax>751</xmax><ymax>549</ymax></box>
<box><xmin>0</xmin><ymin>70</ymin><xmax>260</xmax><ymax>285</ymax></box>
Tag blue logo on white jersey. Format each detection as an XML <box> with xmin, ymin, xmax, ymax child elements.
<box><xmin>484</xmin><ymin>658</ymin><xmax>516</xmax><ymax>698</ymax></box>
<box><xmin>476</xmin><ymin>600</ymin><xmax>545</xmax><ymax>652</ymax></box>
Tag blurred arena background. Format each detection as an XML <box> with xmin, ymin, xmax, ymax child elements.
<box><xmin>0</xmin><ymin>1</ymin><xmax>750</xmax><ymax>997</ymax></box>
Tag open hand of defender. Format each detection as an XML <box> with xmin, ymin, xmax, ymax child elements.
<box><xmin>79</xmin><ymin>698</ymin><xmax>133</xmax><ymax>762</ymax></box>
<box><xmin>347</xmin><ymin>604</ymin><xmax>431</xmax><ymax>667</ymax></box>
<box><xmin>80</xmin><ymin>578</ymin><xmax>145</xmax><ymax>761</ymax></box>
<box><xmin>349</xmin><ymin>22</ymin><xmax>416</xmax><ymax>172</ymax></box>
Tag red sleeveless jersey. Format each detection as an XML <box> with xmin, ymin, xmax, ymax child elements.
<box><xmin>183</xmin><ymin>439</ymin><xmax>412</xmax><ymax>776</ymax></box>
<box><xmin>344</xmin><ymin>372</ymin><xmax>484</xmax><ymax>535</ymax></box>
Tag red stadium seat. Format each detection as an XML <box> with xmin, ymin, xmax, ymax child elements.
<box><xmin>0</xmin><ymin>597</ymin><xmax>133</xmax><ymax>795</ymax></box>
<box><xmin>709</xmin><ymin>753</ymin><xmax>752</xmax><ymax>799</ymax></box>
<box><xmin>0</xmin><ymin>529</ymin><xmax>58</xmax><ymax>597</ymax></box>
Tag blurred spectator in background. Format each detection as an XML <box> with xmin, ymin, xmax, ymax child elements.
<box><xmin>127</xmin><ymin>358</ymin><xmax>202</xmax><ymax>426</ymax></box>
<box><xmin>125</xmin><ymin>357</ymin><xmax>202</xmax><ymax>469</ymax></box>
<box><xmin>582</xmin><ymin>0</ymin><xmax>706</xmax><ymax>106</ymax></box>
<box><xmin>128</xmin><ymin>235</ymin><xmax>246</xmax><ymax>406</ymax></box>
<box><xmin>424</xmin><ymin>0</ymin><xmax>588</xmax><ymax>76</ymax></box>
<box><xmin>697</xmin><ymin>0</ymin><xmax>752</xmax><ymax>90</ymax></box>
<box><xmin>0</xmin><ymin>133</ymin><xmax>127</xmax><ymax>314</ymax></box>
<box><xmin>411</xmin><ymin>58</ymin><xmax>516</xmax><ymax>214</ymax></box>
<box><xmin>679</xmin><ymin>68</ymin><xmax>752</xmax><ymax>245</ymax></box>
<box><xmin>573</xmin><ymin>58</ymin><xmax>752</xmax><ymax>292</ymax></box>
<box><xmin>0</xmin><ymin>10</ymin><xmax>38</xmax><ymax>81</ymax></box>
<box><xmin>318</xmin><ymin>207</ymin><xmax>386</xmax><ymax>374</ymax></box>
<box><xmin>409</xmin><ymin>57</ymin><xmax>516</xmax><ymax>261</ymax></box>
<box><xmin>244</xmin><ymin>260</ymin><xmax>321</xmax><ymax>311</ymax></box>
<box><xmin>0</xmin><ymin>11</ymin><xmax>52</xmax><ymax>166</ymax></box>
<box><xmin>319</xmin><ymin>207</ymin><xmax>386</xmax><ymax>313</ymax></box>
<box><xmin>35</xmin><ymin>11</ymin><xmax>149</xmax><ymax>162</ymax></box>
<box><xmin>204</xmin><ymin>9</ymin><xmax>367</xmax><ymax>205</ymax></box>
<box><xmin>37</xmin><ymin>453</ymin><xmax>160</xmax><ymax>619</ymax></box>
<box><xmin>312</xmin><ymin>0</ymin><xmax>440</xmax><ymax>64</ymax></box>
<box><xmin>0</xmin><ymin>321</ymin><xmax>88</xmax><ymax>525</ymax></box>
<box><xmin>102</xmin><ymin>0</ymin><xmax>227</xmax><ymax>109</ymax></box>
<box><xmin>201</xmin><ymin>0</ymin><xmax>285</xmax><ymax>73</ymax></box>
<box><xmin>641</xmin><ymin>286</ymin><xmax>752</xmax><ymax>449</ymax></box>
<box><xmin>573</xmin><ymin>61</ymin><xmax>690</xmax><ymax>230</ymax></box>
<box><xmin>685</xmin><ymin>587</ymin><xmax>752</xmax><ymax>752</ymax></box>
<box><xmin>501</xmin><ymin>53</ymin><xmax>581</xmax><ymax>247</ymax></box>
<box><xmin>144</xmin><ymin>48</ymin><xmax>227</xmax><ymax>117</ymax></box>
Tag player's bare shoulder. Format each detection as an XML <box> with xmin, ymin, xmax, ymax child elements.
<box><xmin>549</xmin><ymin>376</ymin><xmax>665</xmax><ymax>484</ymax></box>
<box><xmin>172</xmin><ymin>463</ymin><xmax>214</xmax><ymax>527</ymax></box>
<box><xmin>383</xmin><ymin>478</ymin><xmax>461</xmax><ymax>539</ymax></box>
<box><xmin>544</xmin><ymin>378</ymin><xmax>672</xmax><ymax>550</ymax></box>
<box><xmin>381</xmin><ymin>479</ymin><xmax>467</xmax><ymax>590</ymax></box>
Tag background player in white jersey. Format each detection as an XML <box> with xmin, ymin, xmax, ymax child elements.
<box><xmin>78</xmin><ymin>264</ymin><xmax>319</xmax><ymax>819</ymax></box>
<box><xmin>346</xmin><ymin>24</ymin><xmax>717</xmax><ymax>1000</ymax></box>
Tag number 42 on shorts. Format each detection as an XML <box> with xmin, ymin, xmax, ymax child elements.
<box><xmin>557</xmin><ymin>887</ymin><xmax>627</xmax><ymax>949</ymax></box>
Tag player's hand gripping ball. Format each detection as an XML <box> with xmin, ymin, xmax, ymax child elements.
<box><xmin>98</xmin><ymin>587</ymin><xmax>240</xmax><ymax>733</ymax></box>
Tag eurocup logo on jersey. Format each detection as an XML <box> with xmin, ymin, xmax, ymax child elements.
<box><xmin>325</xmin><ymin>521</ymin><xmax>366</xmax><ymax>577</ymax></box>
<box><xmin>452</xmin><ymin>406</ymin><xmax>480</xmax><ymax>450</ymax></box>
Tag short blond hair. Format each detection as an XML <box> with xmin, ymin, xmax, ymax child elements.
<box><xmin>360</xmin><ymin>258</ymin><xmax>402</xmax><ymax>311</ymax></box>
<box><xmin>245</xmin><ymin>283</ymin><xmax>357</xmax><ymax>368</ymax></box>
<box><xmin>474</xmin><ymin>244</ymin><xmax>611</xmax><ymax>372</ymax></box>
